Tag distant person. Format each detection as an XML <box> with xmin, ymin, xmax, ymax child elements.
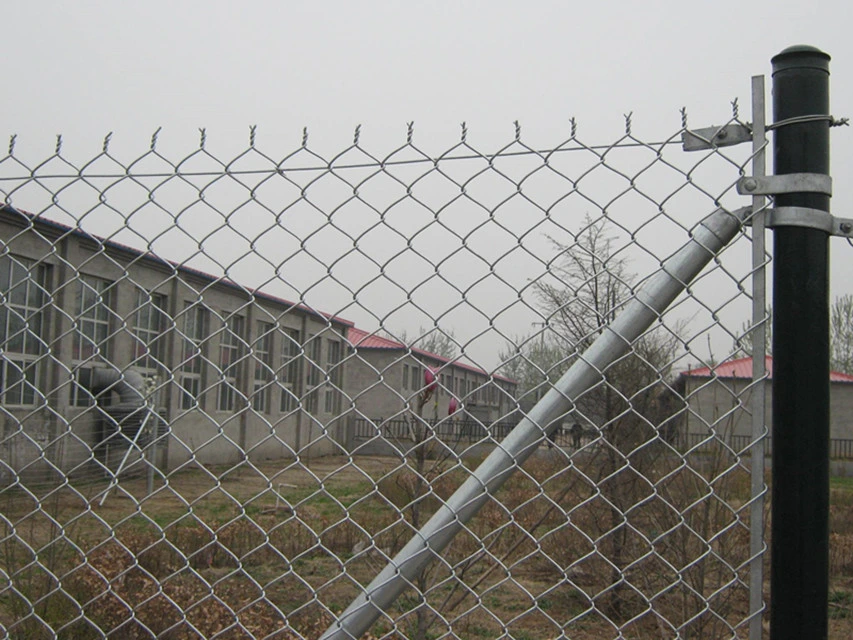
<box><xmin>547</xmin><ymin>427</ymin><xmax>558</xmax><ymax>449</ymax></box>
<box><xmin>571</xmin><ymin>422</ymin><xmax>582</xmax><ymax>449</ymax></box>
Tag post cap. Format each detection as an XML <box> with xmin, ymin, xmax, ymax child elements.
<box><xmin>772</xmin><ymin>45</ymin><xmax>830</xmax><ymax>73</ymax></box>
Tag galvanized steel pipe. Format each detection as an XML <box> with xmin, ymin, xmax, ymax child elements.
<box><xmin>321</xmin><ymin>206</ymin><xmax>746</xmax><ymax>640</ymax></box>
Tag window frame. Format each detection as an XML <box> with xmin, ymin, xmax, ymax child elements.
<box><xmin>324</xmin><ymin>338</ymin><xmax>342</xmax><ymax>414</ymax></box>
<box><xmin>279</xmin><ymin>327</ymin><xmax>302</xmax><ymax>413</ymax></box>
<box><xmin>72</xmin><ymin>274</ymin><xmax>115</xmax><ymax>407</ymax></box>
<box><xmin>0</xmin><ymin>255</ymin><xmax>48</xmax><ymax>407</ymax></box>
<box><xmin>304</xmin><ymin>334</ymin><xmax>322</xmax><ymax>414</ymax></box>
<box><xmin>252</xmin><ymin>320</ymin><xmax>274</xmax><ymax>414</ymax></box>
<box><xmin>179</xmin><ymin>301</ymin><xmax>209</xmax><ymax>411</ymax></box>
<box><xmin>132</xmin><ymin>289</ymin><xmax>167</xmax><ymax>376</ymax></box>
<box><xmin>216</xmin><ymin>314</ymin><xmax>245</xmax><ymax>412</ymax></box>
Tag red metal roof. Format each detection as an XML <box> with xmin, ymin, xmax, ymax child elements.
<box><xmin>347</xmin><ymin>328</ymin><xmax>404</xmax><ymax>350</ymax></box>
<box><xmin>348</xmin><ymin>327</ymin><xmax>517</xmax><ymax>385</ymax></box>
<box><xmin>682</xmin><ymin>355</ymin><xmax>853</xmax><ymax>383</ymax></box>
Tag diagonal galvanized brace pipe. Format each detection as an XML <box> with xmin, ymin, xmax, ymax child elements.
<box><xmin>321</xmin><ymin>206</ymin><xmax>746</xmax><ymax>640</ymax></box>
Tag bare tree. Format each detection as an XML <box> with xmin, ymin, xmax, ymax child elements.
<box><xmin>391</xmin><ymin>365</ymin><xmax>462</xmax><ymax>639</ymax></box>
<box><xmin>497</xmin><ymin>332</ymin><xmax>572</xmax><ymax>413</ymax></box>
<box><xmin>531</xmin><ymin>214</ymin><xmax>682</xmax><ymax>430</ymax></box>
<box><xmin>391</xmin><ymin>326</ymin><xmax>459</xmax><ymax>360</ymax></box>
<box><xmin>510</xmin><ymin>214</ymin><xmax>684</xmax><ymax>620</ymax></box>
<box><xmin>536</xmin><ymin>217</ymin><xmax>631</xmax><ymax>353</ymax></box>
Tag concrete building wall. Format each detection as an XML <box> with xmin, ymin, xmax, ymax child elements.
<box><xmin>345</xmin><ymin>347</ymin><xmax>517</xmax><ymax>428</ymax></box>
<box><xmin>346</xmin><ymin>349</ymin><xmax>408</xmax><ymax>419</ymax></box>
<box><xmin>831</xmin><ymin>383</ymin><xmax>853</xmax><ymax>440</ymax></box>
<box><xmin>682</xmin><ymin>376</ymin><xmax>853</xmax><ymax>446</ymax></box>
<box><xmin>1</xmin><ymin>211</ymin><xmax>350</xmax><ymax>480</ymax></box>
<box><xmin>682</xmin><ymin>378</ymin><xmax>763</xmax><ymax>441</ymax></box>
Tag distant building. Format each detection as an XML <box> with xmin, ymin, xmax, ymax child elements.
<box><xmin>676</xmin><ymin>355</ymin><xmax>853</xmax><ymax>456</ymax></box>
<box><xmin>345</xmin><ymin>327</ymin><xmax>518</xmax><ymax>439</ymax></box>
<box><xmin>0</xmin><ymin>206</ymin><xmax>352</xmax><ymax>481</ymax></box>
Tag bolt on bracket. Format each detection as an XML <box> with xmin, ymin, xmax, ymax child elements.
<box><xmin>737</xmin><ymin>173</ymin><xmax>833</xmax><ymax>196</ymax></box>
<box><xmin>682</xmin><ymin>124</ymin><xmax>752</xmax><ymax>151</ymax></box>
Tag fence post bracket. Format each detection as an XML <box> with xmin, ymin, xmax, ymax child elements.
<box><xmin>741</xmin><ymin>206</ymin><xmax>852</xmax><ymax>236</ymax></box>
<box><xmin>737</xmin><ymin>173</ymin><xmax>832</xmax><ymax>196</ymax></box>
<box><xmin>682</xmin><ymin>123</ymin><xmax>752</xmax><ymax>150</ymax></box>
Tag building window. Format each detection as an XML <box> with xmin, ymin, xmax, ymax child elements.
<box><xmin>252</xmin><ymin>321</ymin><xmax>274</xmax><ymax>414</ymax></box>
<box><xmin>403</xmin><ymin>364</ymin><xmax>409</xmax><ymax>390</ymax></box>
<box><xmin>217</xmin><ymin>314</ymin><xmax>244</xmax><ymax>412</ymax></box>
<box><xmin>132</xmin><ymin>290</ymin><xmax>167</xmax><ymax>375</ymax></box>
<box><xmin>72</xmin><ymin>275</ymin><xmax>114</xmax><ymax>406</ymax></box>
<box><xmin>0</xmin><ymin>256</ymin><xmax>47</xmax><ymax>407</ymax></box>
<box><xmin>305</xmin><ymin>335</ymin><xmax>322</xmax><ymax>414</ymax></box>
<box><xmin>179</xmin><ymin>302</ymin><xmax>208</xmax><ymax>410</ymax></box>
<box><xmin>409</xmin><ymin>363</ymin><xmax>420</xmax><ymax>394</ymax></box>
<box><xmin>324</xmin><ymin>339</ymin><xmax>342</xmax><ymax>414</ymax></box>
<box><xmin>280</xmin><ymin>328</ymin><xmax>302</xmax><ymax>412</ymax></box>
<box><xmin>74</xmin><ymin>275</ymin><xmax>113</xmax><ymax>362</ymax></box>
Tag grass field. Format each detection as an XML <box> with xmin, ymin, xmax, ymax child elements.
<box><xmin>1</xmin><ymin>451</ymin><xmax>851</xmax><ymax>639</ymax></box>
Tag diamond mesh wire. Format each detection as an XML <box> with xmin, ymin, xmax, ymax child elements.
<box><xmin>0</xmin><ymin>112</ymin><xmax>773</xmax><ymax>639</ymax></box>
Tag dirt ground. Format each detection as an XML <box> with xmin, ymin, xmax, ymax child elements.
<box><xmin>1</xmin><ymin>452</ymin><xmax>851</xmax><ymax>639</ymax></box>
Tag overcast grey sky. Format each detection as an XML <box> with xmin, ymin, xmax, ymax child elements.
<box><xmin>4</xmin><ymin>1</ymin><xmax>852</xmax><ymax>370</ymax></box>
<box><xmin>6</xmin><ymin>2</ymin><xmax>852</xmax><ymax>150</ymax></box>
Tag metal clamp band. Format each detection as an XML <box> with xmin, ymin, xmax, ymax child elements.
<box><xmin>766</xmin><ymin>207</ymin><xmax>833</xmax><ymax>232</ymax></box>
<box><xmin>741</xmin><ymin>207</ymin><xmax>853</xmax><ymax>236</ymax></box>
<box><xmin>737</xmin><ymin>173</ymin><xmax>832</xmax><ymax>196</ymax></box>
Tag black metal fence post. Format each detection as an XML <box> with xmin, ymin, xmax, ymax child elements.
<box><xmin>770</xmin><ymin>45</ymin><xmax>831</xmax><ymax>640</ymax></box>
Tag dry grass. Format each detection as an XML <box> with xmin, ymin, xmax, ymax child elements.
<box><xmin>0</xmin><ymin>451</ymin><xmax>851</xmax><ymax>639</ymax></box>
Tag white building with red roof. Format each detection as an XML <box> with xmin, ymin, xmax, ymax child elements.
<box><xmin>345</xmin><ymin>327</ymin><xmax>518</xmax><ymax>448</ymax></box>
<box><xmin>677</xmin><ymin>355</ymin><xmax>853</xmax><ymax>457</ymax></box>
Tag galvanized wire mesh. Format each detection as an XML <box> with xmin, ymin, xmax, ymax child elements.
<box><xmin>0</xmin><ymin>111</ymin><xmax>772</xmax><ymax>639</ymax></box>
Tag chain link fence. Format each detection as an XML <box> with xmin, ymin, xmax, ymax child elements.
<box><xmin>0</xmin><ymin>101</ymin><xmax>783</xmax><ymax>640</ymax></box>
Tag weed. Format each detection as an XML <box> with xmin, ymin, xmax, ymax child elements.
<box><xmin>829</xmin><ymin>589</ymin><xmax>853</xmax><ymax>619</ymax></box>
<box><xmin>1</xmin><ymin>457</ymin><xmax>852</xmax><ymax>638</ymax></box>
